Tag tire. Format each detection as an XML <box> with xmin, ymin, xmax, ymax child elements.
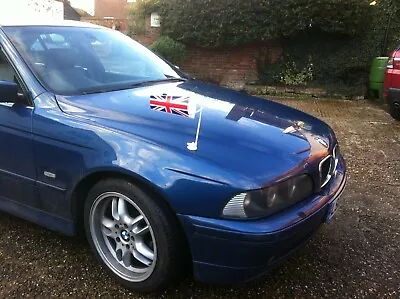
<box><xmin>84</xmin><ymin>178</ymin><xmax>186</xmax><ymax>292</ymax></box>
<box><xmin>389</xmin><ymin>98</ymin><xmax>400</xmax><ymax>121</ymax></box>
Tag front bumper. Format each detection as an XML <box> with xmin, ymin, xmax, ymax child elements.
<box><xmin>178</xmin><ymin>159</ymin><xmax>347</xmax><ymax>284</ymax></box>
<box><xmin>387</xmin><ymin>87</ymin><xmax>400</xmax><ymax>101</ymax></box>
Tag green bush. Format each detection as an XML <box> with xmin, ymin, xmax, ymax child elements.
<box><xmin>150</xmin><ymin>36</ymin><xmax>187</xmax><ymax>64</ymax></box>
<box><xmin>280</xmin><ymin>56</ymin><xmax>313</xmax><ymax>86</ymax></box>
<box><xmin>132</xmin><ymin>0</ymin><xmax>400</xmax><ymax>90</ymax></box>
<box><xmin>156</xmin><ymin>0</ymin><xmax>373</xmax><ymax>48</ymax></box>
<box><xmin>281</xmin><ymin>31</ymin><xmax>378</xmax><ymax>85</ymax></box>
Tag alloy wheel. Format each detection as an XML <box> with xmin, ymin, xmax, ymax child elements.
<box><xmin>89</xmin><ymin>192</ymin><xmax>157</xmax><ymax>282</ymax></box>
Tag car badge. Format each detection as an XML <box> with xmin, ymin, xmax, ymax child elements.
<box><xmin>44</xmin><ymin>171</ymin><xmax>56</xmax><ymax>179</ymax></box>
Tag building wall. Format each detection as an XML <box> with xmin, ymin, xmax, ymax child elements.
<box><xmin>63</xmin><ymin>1</ymin><xmax>81</xmax><ymax>20</ymax></box>
<box><xmin>94</xmin><ymin>0</ymin><xmax>128</xmax><ymax>18</ymax></box>
<box><xmin>132</xmin><ymin>16</ymin><xmax>161</xmax><ymax>46</ymax></box>
<box><xmin>0</xmin><ymin>0</ymin><xmax>64</xmax><ymax>22</ymax></box>
<box><xmin>82</xmin><ymin>17</ymin><xmax>128</xmax><ymax>32</ymax></box>
<box><xmin>181</xmin><ymin>43</ymin><xmax>281</xmax><ymax>87</ymax></box>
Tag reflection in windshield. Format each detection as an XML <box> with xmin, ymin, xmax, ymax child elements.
<box><xmin>4</xmin><ymin>26</ymin><xmax>182</xmax><ymax>95</ymax></box>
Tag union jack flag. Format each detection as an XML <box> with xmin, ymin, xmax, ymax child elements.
<box><xmin>150</xmin><ymin>94</ymin><xmax>192</xmax><ymax>118</ymax></box>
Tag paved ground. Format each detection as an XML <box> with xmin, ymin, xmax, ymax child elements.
<box><xmin>0</xmin><ymin>99</ymin><xmax>399</xmax><ymax>298</ymax></box>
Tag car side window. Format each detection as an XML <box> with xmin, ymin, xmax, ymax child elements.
<box><xmin>0</xmin><ymin>48</ymin><xmax>29</xmax><ymax>104</ymax></box>
<box><xmin>0</xmin><ymin>50</ymin><xmax>16</xmax><ymax>82</ymax></box>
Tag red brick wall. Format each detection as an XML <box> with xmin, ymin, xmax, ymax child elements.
<box><xmin>94</xmin><ymin>0</ymin><xmax>128</xmax><ymax>18</ymax></box>
<box><xmin>82</xmin><ymin>17</ymin><xmax>129</xmax><ymax>32</ymax></box>
<box><xmin>133</xmin><ymin>16</ymin><xmax>161</xmax><ymax>46</ymax></box>
<box><xmin>181</xmin><ymin>42</ymin><xmax>281</xmax><ymax>86</ymax></box>
<box><xmin>133</xmin><ymin>15</ymin><xmax>282</xmax><ymax>85</ymax></box>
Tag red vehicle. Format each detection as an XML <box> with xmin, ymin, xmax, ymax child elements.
<box><xmin>384</xmin><ymin>47</ymin><xmax>400</xmax><ymax>120</ymax></box>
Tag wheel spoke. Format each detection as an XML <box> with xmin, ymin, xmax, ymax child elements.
<box><xmin>115</xmin><ymin>241</ymin><xmax>126</xmax><ymax>258</ymax></box>
<box><xmin>133</xmin><ymin>225</ymin><xmax>149</xmax><ymax>236</ymax></box>
<box><xmin>122</xmin><ymin>249</ymin><xmax>132</xmax><ymax>267</ymax></box>
<box><xmin>101</xmin><ymin>226</ymin><xmax>114</xmax><ymax>237</ymax></box>
<box><xmin>101</xmin><ymin>217</ymin><xmax>115</xmax><ymax>237</ymax></box>
<box><xmin>111</xmin><ymin>198</ymin><xmax>119</xmax><ymax>221</ymax></box>
<box><xmin>135</xmin><ymin>240</ymin><xmax>154</xmax><ymax>261</ymax></box>
<box><xmin>102</xmin><ymin>216</ymin><xmax>115</xmax><ymax>229</ymax></box>
<box><xmin>129</xmin><ymin>215</ymin><xmax>144</xmax><ymax>229</ymax></box>
<box><xmin>117</xmin><ymin>197</ymin><xmax>137</xmax><ymax>225</ymax></box>
<box><xmin>117</xmin><ymin>197</ymin><xmax>128</xmax><ymax>218</ymax></box>
<box><xmin>132</xmin><ymin>247</ymin><xmax>152</xmax><ymax>266</ymax></box>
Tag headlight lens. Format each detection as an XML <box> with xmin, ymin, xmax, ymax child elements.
<box><xmin>222</xmin><ymin>175</ymin><xmax>313</xmax><ymax>219</ymax></box>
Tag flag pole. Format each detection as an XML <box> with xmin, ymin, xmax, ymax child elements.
<box><xmin>187</xmin><ymin>108</ymin><xmax>203</xmax><ymax>151</ymax></box>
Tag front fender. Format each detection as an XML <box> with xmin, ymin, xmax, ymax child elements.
<box><xmin>70</xmin><ymin>135</ymin><xmax>256</xmax><ymax>218</ymax></box>
<box><xmin>33</xmin><ymin>93</ymin><xmax>256</xmax><ymax>221</ymax></box>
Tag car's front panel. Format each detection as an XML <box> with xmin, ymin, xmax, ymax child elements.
<box><xmin>178</xmin><ymin>154</ymin><xmax>346</xmax><ymax>283</ymax></box>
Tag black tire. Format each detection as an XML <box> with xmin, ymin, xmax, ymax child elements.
<box><xmin>84</xmin><ymin>178</ymin><xmax>186</xmax><ymax>292</ymax></box>
<box><xmin>389</xmin><ymin>98</ymin><xmax>400</xmax><ymax>120</ymax></box>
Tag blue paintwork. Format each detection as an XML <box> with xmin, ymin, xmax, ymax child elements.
<box><xmin>0</xmin><ymin>23</ymin><xmax>347</xmax><ymax>284</ymax></box>
<box><xmin>179</xmin><ymin>158</ymin><xmax>346</xmax><ymax>282</ymax></box>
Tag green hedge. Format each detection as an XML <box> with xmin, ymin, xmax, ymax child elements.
<box><xmin>150</xmin><ymin>36</ymin><xmax>187</xmax><ymax>64</ymax></box>
<box><xmin>156</xmin><ymin>0</ymin><xmax>374</xmax><ymax>48</ymax></box>
<box><xmin>130</xmin><ymin>0</ymin><xmax>400</xmax><ymax>88</ymax></box>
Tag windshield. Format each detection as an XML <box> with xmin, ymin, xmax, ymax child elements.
<box><xmin>3</xmin><ymin>26</ymin><xmax>183</xmax><ymax>95</ymax></box>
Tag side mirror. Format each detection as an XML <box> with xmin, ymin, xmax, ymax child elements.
<box><xmin>0</xmin><ymin>81</ymin><xmax>18</xmax><ymax>103</ymax></box>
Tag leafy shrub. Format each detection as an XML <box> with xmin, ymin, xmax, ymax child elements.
<box><xmin>150</xmin><ymin>36</ymin><xmax>187</xmax><ymax>64</ymax></box>
<box><xmin>280</xmin><ymin>57</ymin><xmax>313</xmax><ymax>86</ymax></box>
<box><xmin>280</xmin><ymin>31</ymin><xmax>375</xmax><ymax>85</ymax></box>
<box><xmin>155</xmin><ymin>0</ymin><xmax>373</xmax><ymax>48</ymax></box>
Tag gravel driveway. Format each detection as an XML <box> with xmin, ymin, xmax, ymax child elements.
<box><xmin>0</xmin><ymin>99</ymin><xmax>399</xmax><ymax>298</ymax></box>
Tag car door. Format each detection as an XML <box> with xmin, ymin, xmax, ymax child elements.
<box><xmin>0</xmin><ymin>47</ymin><xmax>36</xmax><ymax>209</ymax></box>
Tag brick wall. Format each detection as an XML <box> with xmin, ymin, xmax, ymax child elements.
<box><xmin>83</xmin><ymin>0</ymin><xmax>130</xmax><ymax>32</ymax></box>
<box><xmin>181</xmin><ymin>42</ymin><xmax>281</xmax><ymax>87</ymax></box>
<box><xmin>91</xmin><ymin>12</ymin><xmax>282</xmax><ymax>86</ymax></box>
<box><xmin>82</xmin><ymin>17</ymin><xmax>129</xmax><ymax>32</ymax></box>
<box><xmin>132</xmin><ymin>15</ymin><xmax>161</xmax><ymax>46</ymax></box>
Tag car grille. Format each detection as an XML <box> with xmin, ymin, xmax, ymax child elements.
<box><xmin>319</xmin><ymin>145</ymin><xmax>339</xmax><ymax>188</ymax></box>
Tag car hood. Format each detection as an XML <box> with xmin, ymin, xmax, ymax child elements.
<box><xmin>56</xmin><ymin>80</ymin><xmax>335</xmax><ymax>186</ymax></box>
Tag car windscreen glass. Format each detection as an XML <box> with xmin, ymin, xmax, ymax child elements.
<box><xmin>3</xmin><ymin>26</ymin><xmax>182</xmax><ymax>95</ymax></box>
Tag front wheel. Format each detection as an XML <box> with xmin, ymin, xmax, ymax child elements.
<box><xmin>84</xmin><ymin>179</ymin><xmax>185</xmax><ymax>292</ymax></box>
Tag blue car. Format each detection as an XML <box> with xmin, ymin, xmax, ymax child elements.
<box><xmin>0</xmin><ymin>21</ymin><xmax>346</xmax><ymax>292</ymax></box>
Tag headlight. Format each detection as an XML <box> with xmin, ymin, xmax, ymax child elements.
<box><xmin>222</xmin><ymin>175</ymin><xmax>313</xmax><ymax>219</ymax></box>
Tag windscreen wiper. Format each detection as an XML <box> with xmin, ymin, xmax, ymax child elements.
<box><xmin>79</xmin><ymin>78</ymin><xmax>188</xmax><ymax>95</ymax></box>
<box><xmin>129</xmin><ymin>77</ymin><xmax>187</xmax><ymax>88</ymax></box>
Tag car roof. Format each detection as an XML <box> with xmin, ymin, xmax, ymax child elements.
<box><xmin>0</xmin><ymin>20</ymin><xmax>103</xmax><ymax>29</ymax></box>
